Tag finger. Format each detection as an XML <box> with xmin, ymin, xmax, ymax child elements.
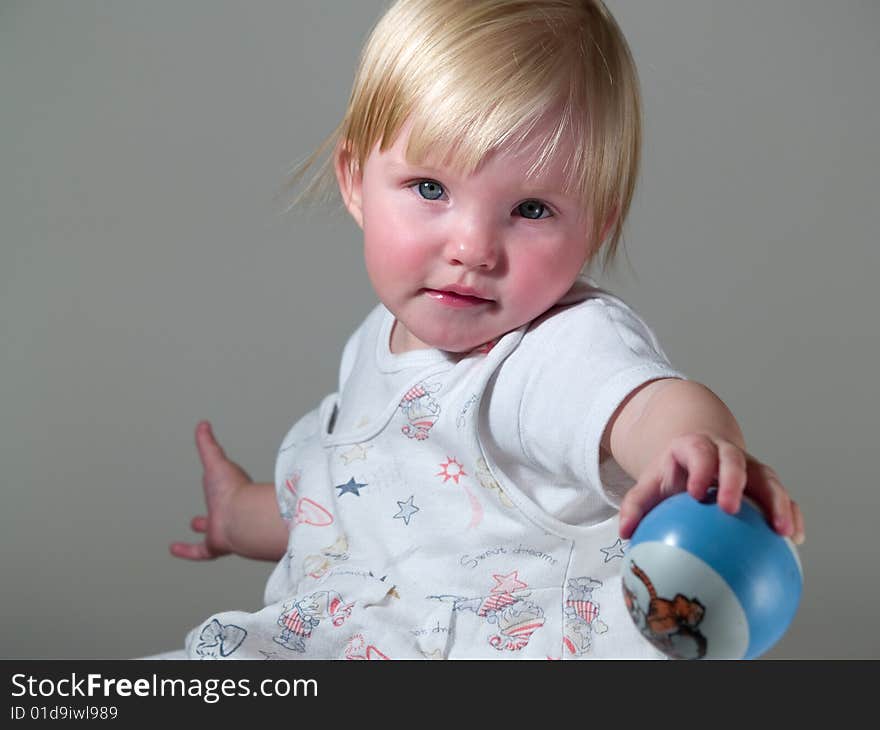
<box><xmin>619</xmin><ymin>470</ymin><xmax>667</xmax><ymax>540</ymax></box>
<box><xmin>791</xmin><ymin>500</ymin><xmax>806</xmax><ymax>545</ymax></box>
<box><xmin>766</xmin><ymin>471</ymin><xmax>795</xmax><ymax>537</ymax></box>
<box><xmin>169</xmin><ymin>541</ymin><xmax>216</xmax><ymax>561</ymax></box>
<box><xmin>662</xmin><ymin>449</ymin><xmax>688</xmax><ymax>493</ymax></box>
<box><xmin>190</xmin><ymin>515</ymin><xmax>207</xmax><ymax>533</ymax></box>
<box><xmin>674</xmin><ymin>435</ymin><xmax>719</xmax><ymax>501</ymax></box>
<box><xmin>715</xmin><ymin>442</ymin><xmax>748</xmax><ymax>514</ymax></box>
<box><xmin>195</xmin><ymin>420</ymin><xmax>227</xmax><ymax>470</ymax></box>
<box><xmin>743</xmin><ymin>462</ymin><xmax>792</xmax><ymax>535</ymax></box>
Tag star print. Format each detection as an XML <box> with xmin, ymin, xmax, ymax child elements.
<box><xmin>393</xmin><ymin>495</ymin><xmax>420</xmax><ymax>525</ymax></box>
<box><xmin>436</xmin><ymin>456</ymin><xmax>467</xmax><ymax>484</ymax></box>
<box><xmin>491</xmin><ymin>570</ymin><xmax>528</xmax><ymax>594</ymax></box>
<box><xmin>600</xmin><ymin>538</ymin><xmax>627</xmax><ymax>562</ymax></box>
<box><xmin>340</xmin><ymin>443</ymin><xmax>372</xmax><ymax>464</ymax></box>
<box><xmin>336</xmin><ymin>477</ymin><xmax>367</xmax><ymax>497</ymax></box>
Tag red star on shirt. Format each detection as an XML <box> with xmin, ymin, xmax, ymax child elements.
<box><xmin>491</xmin><ymin>570</ymin><xmax>528</xmax><ymax>594</ymax></box>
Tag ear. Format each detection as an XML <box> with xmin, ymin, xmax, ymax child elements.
<box><xmin>334</xmin><ymin>141</ymin><xmax>364</xmax><ymax>229</ymax></box>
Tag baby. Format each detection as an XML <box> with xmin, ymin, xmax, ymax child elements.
<box><xmin>168</xmin><ymin>0</ymin><xmax>804</xmax><ymax>660</ymax></box>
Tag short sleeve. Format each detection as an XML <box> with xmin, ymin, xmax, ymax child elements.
<box><xmin>487</xmin><ymin>291</ymin><xmax>687</xmax><ymax>507</ymax></box>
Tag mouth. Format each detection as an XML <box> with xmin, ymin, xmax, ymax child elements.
<box><xmin>422</xmin><ymin>287</ymin><xmax>495</xmax><ymax>308</ymax></box>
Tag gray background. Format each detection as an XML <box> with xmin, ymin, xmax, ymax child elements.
<box><xmin>1</xmin><ymin>0</ymin><xmax>877</xmax><ymax>659</ymax></box>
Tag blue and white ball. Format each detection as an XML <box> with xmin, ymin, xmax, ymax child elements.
<box><xmin>622</xmin><ymin>490</ymin><xmax>802</xmax><ymax>660</ymax></box>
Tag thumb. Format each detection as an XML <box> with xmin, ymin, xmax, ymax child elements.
<box><xmin>195</xmin><ymin>420</ymin><xmax>227</xmax><ymax>469</ymax></box>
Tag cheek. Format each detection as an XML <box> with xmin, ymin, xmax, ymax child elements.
<box><xmin>512</xmin><ymin>244</ymin><xmax>570</xmax><ymax>281</ymax></box>
<box><xmin>364</xmin><ymin>201</ymin><xmax>431</xmax><ymax>269</ymax></box>
<box><xmin>507</xmin><ymin>236</ymin><xmax>588</xmax><ymax>304</ymax></box>
<box><xmin>363</xmin><ymin>207</ymin><xmax>432</xmax><ymax>285</ymax></box>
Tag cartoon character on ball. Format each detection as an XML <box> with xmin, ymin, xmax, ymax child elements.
<box><xmin>622</xmin><ymin>489</ymin><xmax>802</xmax><ymax>660</ymax></box>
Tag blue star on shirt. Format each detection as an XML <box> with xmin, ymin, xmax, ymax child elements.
<box><xmin>336</xmin><ymin>477</ymin><xmax>367</xmax><ymax>497</ymax></box>
<box><xmin>393</xmin><ymin>495</ymin><xmax>420</xmax><ymax>525</ymax></box>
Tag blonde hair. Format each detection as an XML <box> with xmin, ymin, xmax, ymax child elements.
<box><xmin>286</xmin><ymin>0</ymin><xmax>641</xmax><ymax>270</ymax></box>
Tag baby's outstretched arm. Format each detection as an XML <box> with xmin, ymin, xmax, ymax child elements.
<box><xmin>169</xmin><ymin>421</ymin><xmax>288</xmax><ymax>562</ymax></box>
<box><xmin>606</xmin><ymin>379</ymin><xmax>805</xmax><ymax>544</ymax></box>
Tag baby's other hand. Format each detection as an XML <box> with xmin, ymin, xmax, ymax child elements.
<box><xmin>618</xmin><ymin>433</ymin><xmax>805</xmax><ymax>545</ymax></box>
<box><xmin>169</xmin><ymin>420</ymin><xmax>253</xmax><ymax>560</ymax></box>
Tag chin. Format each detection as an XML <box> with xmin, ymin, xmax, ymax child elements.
<box><xmin>439</xmin><ymin>340</ymin><xmax>481</xmax><ymax>354</ymax></box>
<box><xmin>430</xmin><ymin>330</ymin><xmax>494</xmax><ymax>354</ymax></box>
<box><xmin>404</xmin><ymin>322</ymin><xmax>480</xmax><ymax>354</ymax></box>
<box><xmin>393</xmin><ymin>298</ymin><xmax>507</xmax><ymax>353</ymax></box>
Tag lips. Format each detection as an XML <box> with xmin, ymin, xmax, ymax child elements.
<box><xmin>423</xmin><ymin>286</ymin><xmax>494</xmax><ymax>308</ymax></box>
<box><xmin>429</xmin><ymin>284</ymin><xmax>494</xmax><ymax>301</ymax></box>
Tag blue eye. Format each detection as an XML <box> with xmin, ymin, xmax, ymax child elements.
<box><xmin>517</xmin><ymin>200</ymin><xmax>550</xmax><ymax>220</ymax></box>
<box><xmin>416</xmin><ymin>180</ymin><xmax>444</xmax><ymax>200</ymax></box>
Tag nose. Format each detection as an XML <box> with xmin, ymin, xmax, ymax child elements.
<box><xmin>444</xmin><ymin>216</ymin><xmax>500</xmax><ymax>270</ymax></box>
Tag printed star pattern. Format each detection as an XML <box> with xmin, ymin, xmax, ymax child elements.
<box><xmin>340</xmin><ymin>443</ymin><xmax>372</xmax><ymax>464</ymax></box>
<box><xmin>491</xmin><ymin>570</ymin><xmax>528</xmax><ymax>594</ymax></box>
<box><xmin>600</xmin><ymin>538</ymin><xmax>627</xmax><ymax>562</ymax></box>
<box><xmin>336</xmin><ymin>477</ymin><xmax>367</xmax><ymax>497</ymax></box>
<box><xmin>394</xmin><ymin>496</ymin><xmax>420</xmax><ymax>525</ymax></box>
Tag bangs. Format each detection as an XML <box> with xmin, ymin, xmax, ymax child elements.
<box><xmin>358</xmin><ymin>1</ymin><xmax>601</xmax><ymax>204</ymax></box>
<box><xmin>401</xmin><ymin>81</ymin><xmax>587</xmax><ymax>201</ymax></box>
